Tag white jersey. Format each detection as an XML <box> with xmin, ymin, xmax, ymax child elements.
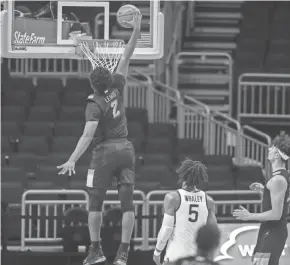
<box><xmin>164</xmin><ymin>189</ymin><xmax>209</xmax><ymax>263</ymax></box>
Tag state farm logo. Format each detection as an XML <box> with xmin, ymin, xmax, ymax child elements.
<box><xmin>215</xmin><ymin>226</ymin><xmax>259</xmax><ymax>262</ymax></box>
<box><xmin>14</xmin><ymin>31</ymin><xmax>45</xmax><ymax>45</ymax></box>
<box><xmin>215</xmin><ymin>225</ymin><xmax>289</xmax><ymax>263</ymax></box>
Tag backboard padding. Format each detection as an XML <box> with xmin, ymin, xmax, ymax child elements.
<box><xmin>2</xmin><ymin>0</ymin><xmax>164</xmax><ymax>60</ymax></box>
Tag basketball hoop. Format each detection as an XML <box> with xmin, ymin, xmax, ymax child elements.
<box><xmin>74</xmin><ymin>37</ymin><xmax>125</xmax><ymax>73</ymax></box>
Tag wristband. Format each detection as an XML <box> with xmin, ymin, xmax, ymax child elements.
<box><xmin>154</xmin><ymin>248</ymin><xmax>162</xmax><ymax>256</ymax></box>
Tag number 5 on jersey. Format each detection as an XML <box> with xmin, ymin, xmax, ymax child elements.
<box><xmin>188</xmin><ymin>204</ymin><xmax>199</xmax><ymax>222</ymax></box>
<box><xmin>111</xmin><ymin>100</ymin><xmax>120</xmax><ymax>118</ymax></box>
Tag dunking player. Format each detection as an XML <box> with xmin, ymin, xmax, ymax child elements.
<box><xmin>233</xmin><ymin>131</ymin><xmax>290</xmax><ymax>265</ymax></box>
<box><xmin>57</xmin><ymin>10</ymin><xmax>142</xmax><ymax>265</ymax></box>
<box><xmin>173</xmin><ymin>224</ymin><xmax>221</xmax><ymax>265</ymax></box>
<box><xmin>153</xmin><ymin>159</ymin><xmax>218</xmax><ymax>265</ymax></box>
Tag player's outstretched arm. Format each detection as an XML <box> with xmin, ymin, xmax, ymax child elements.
<box><xmin>206</xmin><ymin>195</ymin><xmax>218</xmax><ymax>227</ymax></box>
<box><xmin>116</xmin><ymin>9</ymin><xmax>142</xmax><ymax>78</ymax></box>
<box><xmin>153</xmin><ymin>192</ymin><xmax>179</xmax><ymax>264</ymax></box>
<box><xmin>67</xmin><ymin>121</ymin><xmax>98</xmax><ymax>162</ymax></box>
<box><xmin>57</xmin><ymin>101</ymin><xmax>100</xmax><ymax>175</ymax></box>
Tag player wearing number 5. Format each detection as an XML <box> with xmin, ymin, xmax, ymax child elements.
<box><xmin>57</xmin><ymin>9</ymin><xmax>142</xmax><ymax>265</ymax></box>
<box><xmin>153</xmin><ymin>159</ymin><xmax>218</xmax><ymax>265</ymax></box>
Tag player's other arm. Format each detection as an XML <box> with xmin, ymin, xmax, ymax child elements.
<box><xmin>206</xmin><ymin>195</ymin><xmax>218</xmax><ymax>227</ymax></box>
<box><xmin>68</xmin><ymin>101</ymin><xmax>100</xmax><ymax>163</ymax></box>
<box><xmin>249</xmin><ymin>175</ymin><xmax>287</xmax><ymax>221</ymax></box>
<box><xmin>154</xmin><ymin>192</ymin><xmax>179</xmax><ymax>256</ymax></box>
<box><xmin>115</xmin><ymin>9</ymin><xmax>142</xmax><ymax>78</ymax></box>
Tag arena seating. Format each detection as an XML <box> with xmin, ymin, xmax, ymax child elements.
<box><xmin>3</xmin><ymin>2</ymin><xmax>288</xmax><ymax>260</ymax></box>
<box><xmin>235</xmin><ymin>1</ymin><xmax>273</xmax><ymax>75</ymax></box>
<box><xmin>1</xmin><ymin>74</ymin><xmax>264</xmax><ymax>208</ymax></box>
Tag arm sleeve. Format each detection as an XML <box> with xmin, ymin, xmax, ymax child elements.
<box><xmin>155</xmin><ymin>213</ymin><xmax>174</xmax><ymax>254</ymax></box>
<box><xmin>85</xmin><ymin>101</ymin><xmax>102</xmax><ymax>122</ymax></box>
<box><xmin>112</xmin><ymin>73</ymin><xmax>126</xmax><ymax>94</ymax></box>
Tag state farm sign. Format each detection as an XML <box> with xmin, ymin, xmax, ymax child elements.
<box><xmin>214</xmin><ymin>223</ymin><xmax>290</xmax><ymax>265</ymax></box>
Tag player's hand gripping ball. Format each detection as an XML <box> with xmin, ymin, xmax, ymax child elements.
<box><xmin>117</xmin><ymin>4</ymin><xmax>142</xmax><ymax>29</ymax></box>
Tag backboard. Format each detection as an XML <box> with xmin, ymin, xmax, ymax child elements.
<box><xmin>1</xmin><ymin>0</ymin><xmax>164</xmax><ymax>60</ymax></box>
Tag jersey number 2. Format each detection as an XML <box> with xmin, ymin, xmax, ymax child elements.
<box><xmin>111</xmin><ymin>100</ymin><xmax>120</xmax><ymax>118</ymax></box>
<box><xmin>188</xmin><ymin>204</ymin><xmax>199</xmax><ymax>222</ymax></box>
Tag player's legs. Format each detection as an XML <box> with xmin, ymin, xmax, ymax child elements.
<box><xmin>84</xmin><ymin>148</ymin><xmax>114</xmax><ymax>265</ymax></box>
<box><xmin>252</xmin><ymin>226</ymin><xmax>287</xmax><ymax>265</ymax></box>
<box><xmin>114</xmin><ymin>140</ymin><xmax>135</xmax><ymax>265</ymax></box>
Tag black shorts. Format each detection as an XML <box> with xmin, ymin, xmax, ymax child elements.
<box><xmin>86</xmin><ymin>139</ymin><xmax>135</xmax><ymax>190</ymax></box>
<box><xmin>253</xmin><ymin>223</ymin><xmax>288</xmax><ymax>265</ymax></box>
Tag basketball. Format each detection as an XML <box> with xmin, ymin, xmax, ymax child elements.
<box><xmin>116</xmin><ymin>4</ymin><xmax>139</xmax><ymax>28</ymax></box>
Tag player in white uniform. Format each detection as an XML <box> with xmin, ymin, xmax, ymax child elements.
<box><xmin>153</xmin><ymin>159</ymin><xmax>218</xmax><ymax>265</ymax></box>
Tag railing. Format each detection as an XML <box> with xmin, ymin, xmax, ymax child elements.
<box><xmin>163</xmin><ymin>3</ymin><xmax>184</xmax><ymax>85</ymax></box>
<box><xmin>238</xmin><ymin>73</ymin><xmax>290</xmax><ymax>122</ymax></box>
<box><xmin>174</xmin><ymin>52</ymin><xmax>234</xmax><ymax>115</ymax></box>
<box><xmin>240</xmin><ymin>125</ymin><xmax>272</xmax><ymax>173</ymax></box>
<box><xmin>21</xmin><ymin>189</ymin><xmax>89</xmax><ymax>251</ymax></box>
<box><xmin>8</xmin><ymin>58</ymin><xmax>82</xmax><ymax>77</ymax></box>
<box><xmin>20</xmin><ymin>189</ymin><xmax>262</xmax><ymax>251</ymax></box>
<box><xmin>155</xmin><ymin>1</ymin><xmax>184</xmax><ymax>82</ymax></box>
<box><xmin>180</xmin><ymin>95</ymin><xmax>211</xmax><ymax>152</ymax></box>
<box><xmin>208</xmin><ymin>111</ymin><xmax>241</xmax><ymax>160</ymax></box>
<box><xmin>21</xmin><ymin>189</ymin><xmax>146</xmax><ymax>251</ymax></box>
<box><xmin>185</xmin><ymin>1</ymin><xmax>196</xmax><ymax>37</ymax></box>
<box><xmin>126</xmin><ymin>69</ymin><xmax>154</xmax><ymax>123</ymax></box>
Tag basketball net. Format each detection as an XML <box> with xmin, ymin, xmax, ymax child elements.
<box><xmin>74</xmin><ymin>36</ymin><xmax>125</xmax><ymax>73</ymax></box>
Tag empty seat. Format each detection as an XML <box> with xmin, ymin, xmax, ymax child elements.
<box><xmin>2</xmin><ymin>106</ymin><xmax>27</xmax><ymax>122</ymax></box>
<box><xmin>66</xmin><ymin>78</ymin><xmax>91</xmax><ymax>93</ymax></box>
<box><xmin>1</xmin><ymin>183</ymin><xmax>24</xmax><ymax>203</ymax></box>
<box><xmin>5</xmin><ymin>205</ymin><xmax>22</xmax><ymax>240</ymax></box>
<box><xmin>59</xmin><ymin>107</ymin><xmax>85</xmax><ymax>121</ymax></box>
<box><xmin>139</xmin><ymin>165</ymin><xmax>175</xmax><ymax>185</ymax></box>
<box><xmin>235</xmin><ymin>165</ymin><xmax>264</xmax><ymax>190</ymax></box>
<box><xmin>129</xmin><ymin>138</ymin><xmax>146</xmax><ymax>153</ymax></box>
<box><xmin>23</xmin><ymin>122</ymin><xmax>54</xmax><ymax>136</ymax></box>
<box><xmin>3</xmin><ymin>90</ymin><xmax>31</xmax><ymax>106</ymax></box>
<box><xmin>8</xmin><ymin>153</ymin><xmax>41</xmax><ymax>170</ymax></box>
<box><xmin>127</xmin><ymin>122</ymin><xmax>145</xmax><ymax>138</ymax></box>
<box><xmin>147</xmin><ymin>124</ymin><xmax>174</xmax><ymax>138</ymax></box>
<box><xmin>28</xmin><ymin>106</ymin><xmax>56</xmax><ymax>122</ymax></box>
<box><xmin>68</xmin><ymin>166</ymin><xmax>88</xmax><ymax>189</ymax></box>
<box><xmin>29</xmin><ymin>166</ymin><xmax>68</xmax><ymax>189</ymax></box>
<box><xmin>62</xmin><ymin>91</ymin><xmax>89</xmax><ymax>106</ymax></box>
<box><xmin>51</xmin><ymin>137</ymin><xmax>78</xmax><ymax>153</ymax></box>
<box><xmin>126</xmin><ymin>108</ymin><xmax>148</xmax><ymax>123</ymax></box>
<box><xmin>18</xmin><ymin>136</ymin><xmax>50</xmax><ymax>155</ymax></box>
<box><xmin>2</xmin><ymin>137</ymin><xmax>12</xmax><ymax>154</ymax></box>
<box><xmin>2</xmin><ymin>122</ymin><xmax>22</xmax><ymax>137</ymax></box>
<box><xmin>178</xmin><ymin>139</ymin><xmax>204</xmax><ymax>155</ymax></box>
<box><xmin>206</xmin><ymin>165</ymin><xmax>235</xmax><ymax>190</ymax></box>
<box><xmin>204</xmin><ymin>155</ymin><xmax>233</xmax><ymax>167</ymax></box>
<box><xmin>1</xmin><ymin>167</ymin><xmax>24</xmax><ymax>183</ymax></box>
<box><xmin>54</xmin><ymin>122</ymin><xmax>84</xmax><ymax>137</ymax></box>
<box><xmin>4</xmin><ymin>78</ymin><xmax>34</xmax><ymax>93</ymax></box>
<box><xmin>36</xmin><ymin>78</ymin><xmax>64</xmax><ymax>92</ymax></box>
<box><xmin>44</xmin><ymin>152</ymin><xmax>91</xmax><ymax>166</ymax></box>
<box><xmin>144</xmin><ymin>153</ymin><xmax>171</xmax><ymax>165</ymax></box>
<box><xmin>34</xmin><ymin>92</ymin><xmax>60</xmax><ymax>107</ymax></box>
<box><xmin>135</xmin><ymin>181</ymin><xmax>162</xmax><ymax>194</ymax></box>
<box><xmin>178</xmin><ymin>154</ymin><xmax>204</xmax><ymax>164</ymax></box>
<box><xmin>146</xmin><ymin>138</ymin><xmax>172</xmax><ymax>153</ymax></box>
